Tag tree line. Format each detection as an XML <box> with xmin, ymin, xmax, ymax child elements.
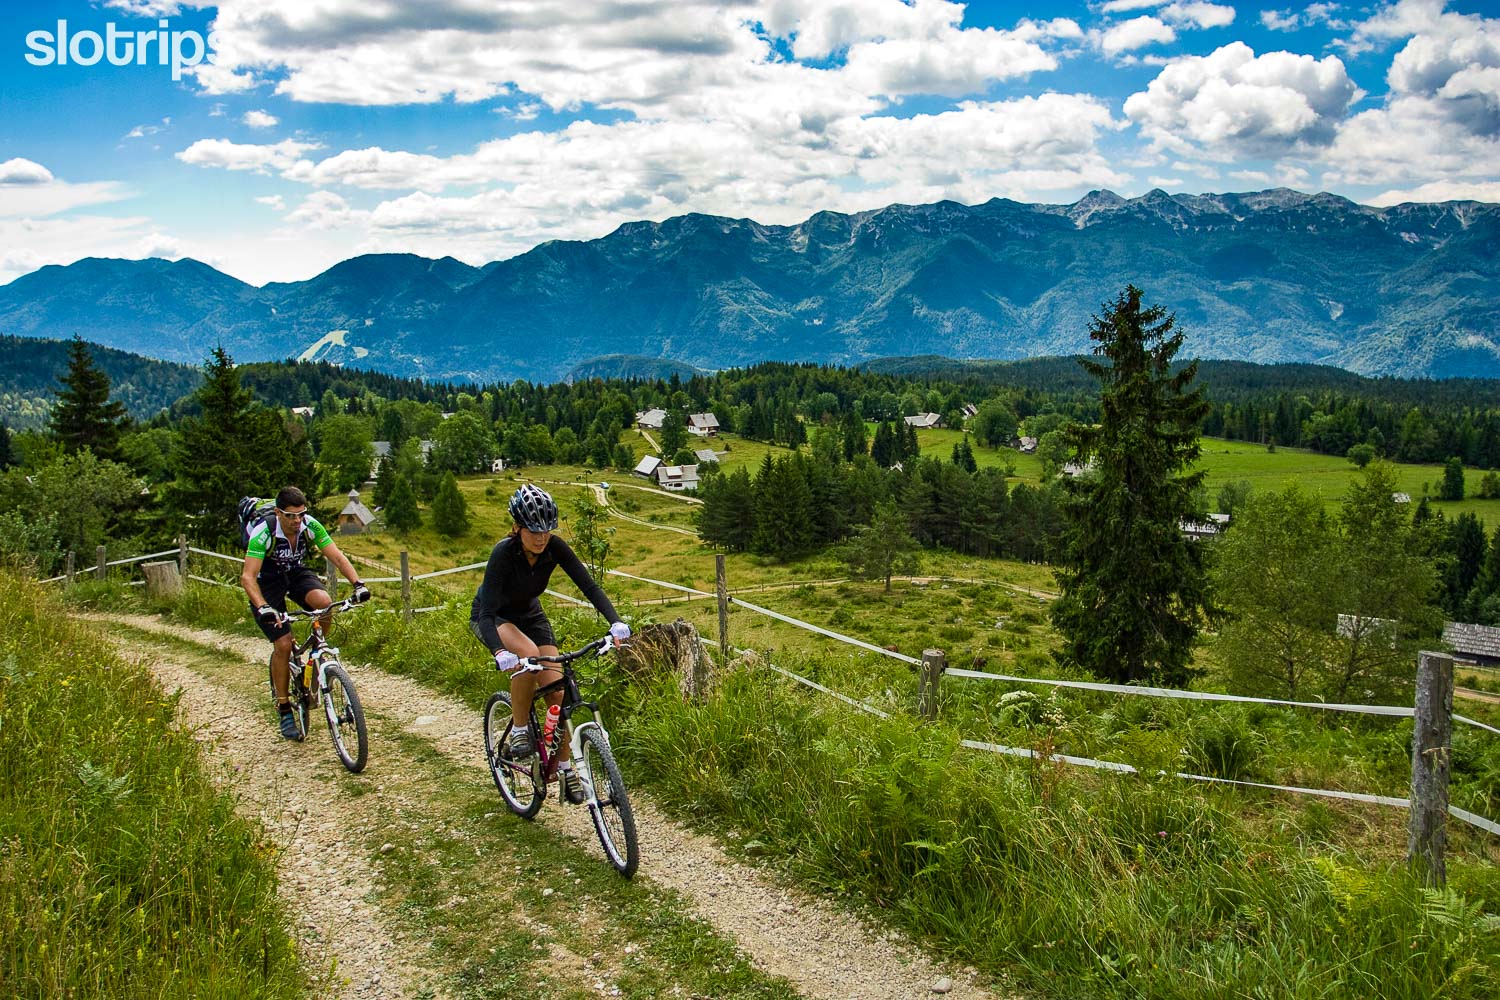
<box><xmin>4</xmin><ymin>313</ymin><xmax>1500</xmax><ymax>705</ymax></box>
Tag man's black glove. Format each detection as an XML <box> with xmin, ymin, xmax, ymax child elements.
<box><xmin>256</xmin><ymin>605</ymin><xmax>280</xmax><ymax>626</ymax></box>
<box><xmin>351</xmin><ymin>582</ymin><xmax>371</xmax><ymax>604</ymax></box>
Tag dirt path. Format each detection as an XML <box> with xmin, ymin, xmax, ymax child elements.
<box><xmin>85</xmin><ymin>612</ymin><xmax>1002</xmax><ymax>1000</ymax></box>
<box><xmin>100</xmin><ymin>631</ymin><xmax>437</xmax><ymax>1000</ymax></box>
<box><xmin>1456</xmin><ymin>686</ymin><xmax>1500</xmax><ymax>705</ymax></box>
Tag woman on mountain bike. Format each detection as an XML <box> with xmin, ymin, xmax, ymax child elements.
<box><xmin>471</xmin><ymin>484</ymin><xmax>630</xmax><ymax>803</ymax></box>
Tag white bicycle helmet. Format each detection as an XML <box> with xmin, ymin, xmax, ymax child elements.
<box><xmin>509</xmin><ymin>484</ymin><xmax>559</xmax><ymax>532</ymax></box>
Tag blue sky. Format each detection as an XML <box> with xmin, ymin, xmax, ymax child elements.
<box><xmin>2</xmin><ymin>0</ymin><xmax>1498</xmax><ymax>286</ymax></box>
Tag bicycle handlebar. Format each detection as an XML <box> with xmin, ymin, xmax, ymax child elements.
<box><xmin>278</xmin><ymin>595</ymin><xmax>370</xmax><ymax>624</ymax></box>
<box><xmin>508</xmin><ymin>635</ymin><xmax>618</xmax><ymax>672</ymax></box>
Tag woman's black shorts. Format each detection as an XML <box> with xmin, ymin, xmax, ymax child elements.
<box><xmin>471</xmin><ymin>607</ymin><xmax>556</xmax><ymax>650</ymax></box>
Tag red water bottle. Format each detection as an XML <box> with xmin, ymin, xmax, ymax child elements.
<box><xmin>542</xmin><ymin>704</ymin><xmax>561</xmax><ymax>779</ymax></box>
<box><xmin>542</xmin><ymin>704</ymin><xmax>560</xmax><ymax>751</ymax></box>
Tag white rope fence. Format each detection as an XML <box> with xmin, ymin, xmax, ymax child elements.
<box><xmin>958</xmin><ymin>738</ymin><xmax>1500</xmax><ymax>837</ymax></box>
<box><xmin>38</xmin><ymin>542</ymin><xmax>1499</xmax><ymax>836</ymax></box>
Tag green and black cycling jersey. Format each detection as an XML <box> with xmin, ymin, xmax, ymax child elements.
<box><xmin>245</xmin><ymin>514</ymin><xmax>334</xmax><ymax>579</ymax></box>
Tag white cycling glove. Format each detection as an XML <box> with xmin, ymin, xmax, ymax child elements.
<box><xmin>494</xmin><ymin>649</ymin><xmax>520</xmax><ymax>673</ymax></box>
<box><xmin>609</xmin><ymin>621</ymin><xmax>632</xmax><ymax>642</ymax></box>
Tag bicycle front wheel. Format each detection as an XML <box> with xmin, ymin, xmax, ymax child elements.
<box><xmin>322</xmin><ymin>663</ymin><xmax>368</xmax><ymax>773</ymax></box>
<box><xmin>484</xmin><ymin>692</ymin><xmax>543</xmax><ymax>819</ymax></box>
<box><xmin>579</xmin><ymin>729</ymin><xmax>638</xmax><ymax>877</ymax></box>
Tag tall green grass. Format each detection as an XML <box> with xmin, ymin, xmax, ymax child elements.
<box><xmin>91</xmin><ymin>579</ymin><xmax>1500</xmax><ymax>998</ymax></box>
<box><xmin>622</xmin><ymin>669</ymin><xmax>1500</xmax><ymax>998</ymax></box>
<box><xmin>1</xmin><ymin>572</ymin><xmax>306</xmax><ymax>998</ymax></box>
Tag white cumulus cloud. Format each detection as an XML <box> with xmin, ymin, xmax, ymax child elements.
<box><xmin>242</xmin><ymin>110</ymin><xmax>280</xmax><ymax>129</ymax></box>
<box><xmin>1101</xmin><ymin>17</ymin><xmax>1177</xmax><ymax>58</ymax></box>
<box><xmin>1125</xmin><ymin>42</ymin><xmax>1360</xmax><ymax>157</ymax></box>
<box><xmin>177</xmin><ymin>138</ymin><xmax>323</xmax><ymax>173</ymax></box>
<box><xmin>1321</xmin><ymin>1</ymin><xmax>1500</xmax><ymax>190</ymax></box>
<box><xmin>0</xmin><ymin>158</ymin><xmax>55</xmax><ymax>185</ymax></box>
<box><xmin>1161</xmin><ymin>3</ymin><xmax>1236</xmax><ymax>30</ymax></box>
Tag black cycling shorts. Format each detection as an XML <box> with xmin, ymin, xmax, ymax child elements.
<box><xmin>251</xmin><ymin>566</ymin><xmax>326</xmax><ymax>641</ymax></box>
<box><xmin>471</xmin><ymin>606</ymin><xmax>556</xmax><ymax>651</ymax></box>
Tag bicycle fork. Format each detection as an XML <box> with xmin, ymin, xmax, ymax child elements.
<box><xmin>569</xmin><ymin>717</ymin><xmax>611</xmax><ymax>808</ymax></box>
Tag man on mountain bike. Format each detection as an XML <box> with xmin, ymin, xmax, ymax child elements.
<box><xmin>240</xmin><ymin>486</ymin><xmax>369</xmax><ymax>740</ymax></box>
<box><xmin>471</xmin><ymin>484</ymin><xmax>630</xmax><ymax>803</ymax></box>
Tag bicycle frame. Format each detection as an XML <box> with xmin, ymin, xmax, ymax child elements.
<box><xmin>282</xmin><ymin>598</ymin><xmax>360</xmax><ymax>696</ymax></box>
<box><xmin>485</xmin><ymin>634</ymin><xmax>638</xmax><ymax>875</ymax></box>
<box><xmin>519</xmin><ymin>638</ymin><xmax>615</xmax><ymax>800</ymax></box>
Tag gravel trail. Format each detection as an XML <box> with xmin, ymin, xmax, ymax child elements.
<box><xmin>85</xmin><ymin>612</ymin><xmax>1003</xmax><ymax>1000</ymax></box>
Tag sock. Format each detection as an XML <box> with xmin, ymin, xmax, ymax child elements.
<box><xmin>513</xmin><ymin>723</ymin><xmax>529</xmax><ymax>734</ymax></box>
<box><xmin>558</xmin><ymin>760</ymin><xmax>573</xmax><ymax>772</ymax></box>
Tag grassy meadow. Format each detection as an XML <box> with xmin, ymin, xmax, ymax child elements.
<box><xmin>0</xmin><ymin>572</ymin><xmax>307</xmax><ymax>999</ymax></box>
<box><xmin>60</xmin><ymin>572</ymin><xmax>1500</xmax><ymax>999</ymax></box>
<box><xmin>49</xmin><ymin>423</ymin><xmax>1500</xmax><ymax>997</ymax></box>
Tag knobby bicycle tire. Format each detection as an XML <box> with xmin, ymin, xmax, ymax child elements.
<box><xmin>580</xmin><ymin>729</ymin><xmax>638</xmax><ymax>877</ymax></box>
<box><xmin>484</xmin><ymin>692</ymin><xmax>543</xmax><ymax>819</ymax></box>
<box><xmin>322</xmin><ymin>662</ymin><xmax>368</xmax><ymax>773</ymax></box>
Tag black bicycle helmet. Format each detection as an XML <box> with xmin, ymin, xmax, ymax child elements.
<box><xmin>509</xmin><ymin>484</ymin><xmax>558</xmax><ymax>532</ymax></box>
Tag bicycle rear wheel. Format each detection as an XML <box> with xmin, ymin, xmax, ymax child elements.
<box><xmin>579</xmin><ymin>729</ymin><xmax>638</xmax><ymax>877</ymax></box>
<box><xmin>322</xmin><ymin>662</ymin><xmax>368</xmax><ymax>773</ymax></box>
<box><xmin>484</xmin><ymin>692</ymin><xmax>543</xmax><ymax>819</ymax></box>
<box><xmin>268</xmin><ymin>656</ymin><xmax>309</xmax><ymax>741</ymax></box>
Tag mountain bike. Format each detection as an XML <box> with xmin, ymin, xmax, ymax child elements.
<box><xmin>266</xmin><ymin>596</ymin><xmax>370</xmax><ymax>773</ymax></box>
<box><xmin>482</xmin><ymin>636</ymin><xmax>639</xmax><ymax>877</ymax></box>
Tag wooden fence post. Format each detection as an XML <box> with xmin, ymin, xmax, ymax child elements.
<box><xmin>1409</xmin><ymin>650</ymin><xmax>1453</xmax><ymax>888</ymax></box>
<box><xmin>95</xmin><ymin>545</ymin><xmax>107</xmax><ymax>580</ymax></box>
<box><xmin>917</xmin><ymin>648</ymin><xmax>945</xmax><ymax>721</ymax></box>
<box><xmin>325</xmin><ymin>557</ymin><xmax>339</xmax><ymax>600</ymax></box>
<box><xmin>177</xmin><ymin>534</ymin><xmax>188</xmax><ymax>580</ymax></box>
<box><xmin>65</xmin><ymin>550</ymin><xmax>75</xmax><ymax>585</ymax></box>
<box><xmin>715</xmin><ymin>553</ymin><xmax>729</xmax><ymax>667</ymax></box>
<box><xmin>400</xmin><ymin>551</ymin><xmax>411</xmax><ymax>625</ymax></box>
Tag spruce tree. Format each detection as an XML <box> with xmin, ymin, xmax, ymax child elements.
<box><xmin>1050</xmin><ymin>285</ymin><xmax>1214</xmax><ymax>686</ymax></box>
<box><xmin>50</xmin><ymin>336</ymin><xmax>126</xmax><ymax>461</ymax></box>
<box><xmin>164</xmin><ymin>347</ymin><xmax>309</xmax><ymax>546</ymax></box>
<box><xmin>372</xmin><ymin>448</ymin><xmax>397</xmax><ymax>507</ymax></box>
<box><xmin>0</xmin><ymin>420</ymin><xmax>13</xmax><ymax>470</ymax></box>
<box><xmin>840</xmin><ymin>409</ymin><xmax>868</xmax><ymax>461</ymax></box>
<box><xmin>843</xmin><ymin>501</ymin><xmax>920</xmax><ymax>591</ymax></box>
<box><xmin>1440</xmin><ymin>457</ymin><xmax>1466</xmax><ymax>501</ymax></box>
<box><xmin>383</xmin><ymin>474</ymin><xmax>421</xmax><ymax>534</ymax></box>
<box><xmin>431</xmin><ymin>471</ymin><xmax>469</xmax><ymax>537</ymax></box>
<box><xmin>659</xmin><ymin>409</ymin><xmax>687</xmax><ymax>457</ymax></box>
<box><xmin>870</xmin><ymin>421</ymin><xmax>894</xmax><ymax>467</ymax></box>
<box><xmin>952</xmin><ymin>436</ymin><xmax>977</xmax><ymax>473</ymax></box>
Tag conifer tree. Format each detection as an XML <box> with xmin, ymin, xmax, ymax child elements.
<box><xmin>659</xmin><ymin>408</ymin><xmax>687</xmax><ymax>457</ymax></box>
<box><xmin>0</xmin><ymin>420</ymin><xmax>13</xmax><ymax>470</ymax></box>
<box><xmin>372</xmin><ymin>448</ymin><xmax>397</xmax><ymax>507</ymax></box>
<box><xmin>383</xmin><ymin>473</ymin><xmax>421</xmax><ymax>534</ymax></box>
<box><xmin>952</xmin><ymin>436</ymin><xmax>977</xmax><ymax>473</ymax></box>
<box><xmin>901</xmin><ymin>419</ymin><xmax>920</xmax><ymax>462</ymax></box>
<box><xmin>164</xmin><ymin>347</ymin><xmax>311</xmax><ymax>546</ymax></box>
<box><xmin>1050</xmin><ymin>285</ymin><xmax>1213</xmax><ymax>686</ymax></box>
<box><xmin>843</xmin><ymin>501</ymin><xmax>920</xmax><ymax>591</ymax></box>
<box><xmin>50</xmin><ymin>336</ymin><xmax>126</xmax><ymax>461</ymax></box>
<box><xmin>431</xmin><ymin>471</ymin><xmax>469</xmax><ymax>537</ymax></box>
<box><xmin>1440</xmin><ymin>457</ymin><xmax>1466</xmax><ymax>501</ymax></box>
<box><xmin>870</xmin><ymin>421</ymin><xmax>895</xmax><ymax>467</ymax></box>
<box><xmin>840</xmin><ymin>409</ymin><xmax>868</xmax><ymax>461</ymax></box>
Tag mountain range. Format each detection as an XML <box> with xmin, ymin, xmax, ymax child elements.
<box><xmin>1</xmin><ymin>188</ymin><xmax>1496</xmax><ymax>382</ymax></box>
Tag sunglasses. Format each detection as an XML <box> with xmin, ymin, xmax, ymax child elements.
<box><xmin>276</xmin><ymin>508</ymin><xmax>308</xmax><ymax>520</ymax></box>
